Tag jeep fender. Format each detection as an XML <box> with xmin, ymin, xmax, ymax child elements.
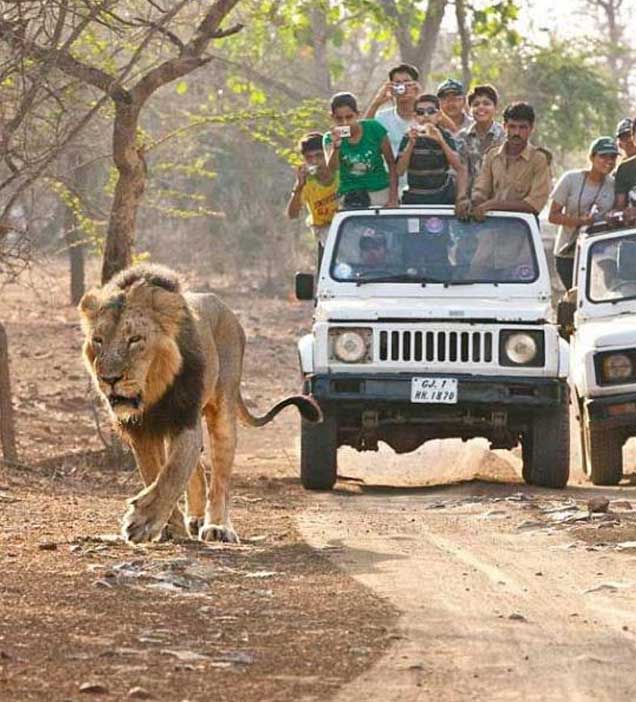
<box><xmin>298</xmin><ymin>334</ymin><xmax>314</xmax><ymax>375</ymax></box>
<box><xmin>557</xmin><ymin>336</ymin><xmax>569</xmax><ymax>379</ymax></box>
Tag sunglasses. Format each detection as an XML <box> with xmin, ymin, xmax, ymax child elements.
<box><xmin>415</xmin><ymin>107</ymin><xmax>438</xmax><ymax>116</ymax></box>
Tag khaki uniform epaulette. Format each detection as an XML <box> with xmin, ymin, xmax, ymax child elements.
<box><xmin>535</xmin><ymin>146</ymin><xmax>552</xmax><ymax>166</ymax></box>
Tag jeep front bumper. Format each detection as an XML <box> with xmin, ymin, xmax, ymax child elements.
<box><xmin>306</xmin><ymin>372</ymin><xmax>567</xmax><ymax>408</ymax></box>
<box><xmin>585</xmin><ymin>392</ymin><xmax>636</xmax><ymax>429</ymax></box>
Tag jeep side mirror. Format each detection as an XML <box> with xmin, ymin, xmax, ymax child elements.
<box><xmin>295</xmin><ymin>272</ymin><xmax>314</xmax><ymax>301</ymax></box>
<box><xmin>557</xmin><ymin>299</ymin><xmax>576</xmax><ymax>331</ymax></box>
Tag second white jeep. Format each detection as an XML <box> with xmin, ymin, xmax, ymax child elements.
<box><xmin>564</xmin><ymin>223</ymin><xmax>636</xmax><ymax>484</ymax></box>
<box><xmin>296</xmin><ymin>206</ymin><xmax>570</xmax><ymax>490</ymax></box>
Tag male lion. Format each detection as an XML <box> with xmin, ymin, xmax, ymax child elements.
<box><xmin>79</xmin><ymin>264</ymin><xmax>320</xmax><ymax>543</ymax></box>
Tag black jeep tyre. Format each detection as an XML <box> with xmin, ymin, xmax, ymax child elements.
<box><xmin>300</xmin><ymin>414</ymin><xmax>337</xmax><ymax>490</ymax></box>
<box><xmin>581</xmin><ymin>410</ymin><xmax>623</xmax><ymax>486</ymax></box>
<box><xmin>522</xmin><ymin>403</ymin><xmax>570</xmax><ymax>488</ymax></box>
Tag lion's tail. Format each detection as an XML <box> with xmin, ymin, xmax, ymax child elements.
<box><xmin>237</xmin><ymin>392</ymin><xmax>323</xmax><ymax>427</ymax></box>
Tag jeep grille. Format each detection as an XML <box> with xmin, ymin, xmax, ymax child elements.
<box><xmin>378</xmin><ymin>329</ymin><xmax>494</xmax><ymax>365</ymax></box>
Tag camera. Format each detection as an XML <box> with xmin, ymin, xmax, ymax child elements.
<box><xmin>392</xmin><ymin>83</ymin><xmax>407</xmax><ymax>96</ymax></box>
<box><xmin>334</xmin><ymin>125</ymin><xmax>351</xmax><ymax>138</ymax></box>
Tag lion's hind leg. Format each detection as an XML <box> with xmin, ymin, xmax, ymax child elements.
<box><xmin>199</xmin><ymin>400</ymin><xmax>239</xmax><ymax>543</ymax></box>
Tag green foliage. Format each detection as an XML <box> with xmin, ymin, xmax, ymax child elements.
<box><xmin>470</xmin><ymin>37</ymin><xmax>621</xmax><ymax>163</ymax></box>
<box><xmin>472</xmin><ymin>1</ymin><xmax>520</xmax><ymax>47</ymax></box>
<box><xmin>48</xmin><ymin>179</ymin><xmax>106</xmax><ymax>255</ymax></box>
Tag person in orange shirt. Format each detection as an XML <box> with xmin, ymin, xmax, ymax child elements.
<box><xmin>286</xmin><ymin>132</ymin><xmax>339</xmax><ymax>267</ymax></box>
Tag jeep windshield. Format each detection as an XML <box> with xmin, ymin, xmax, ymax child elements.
<box><xmin>588</xmin><ymin>232</ymin><xmax>636</xmax><ymax>304</ymax></box>
<box><xmin>330</xmin><ymin>214</ymin><xmax>538</xmax><ymax>285</ymax></box>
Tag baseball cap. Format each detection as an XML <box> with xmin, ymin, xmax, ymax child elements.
<box><xmin>359</xmin><ymin>228</ymin><xmax>386</xmax><ymax>250</ymax></box>
<box><xmin>616</xmin><ymin>118</ymin><xmax>632</xmax><ymax>137</ymax></box>
<box><xmin>436</xmin><ymin>78</ymin><xmax>464</xmax><ymax>97</ymax></box>
<box><xmin>589</xmin><ymin>136</ymin><xmax>619</xmax><ymax>156</ymax></box>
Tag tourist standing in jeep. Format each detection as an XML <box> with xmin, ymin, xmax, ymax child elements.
<box><xmin>395</xmin><ymin>93</ymin><xmax>465</xmax><ymax>205</ymax></box>
<box><xmin>457</xmin><ymin>102</ymin><xmax>551</xmax><ymax>220</ymax></box>
<box><xmin>286</xmin><ymin>132</ymin><xmax>339</xmax><ymax>266</ymax></box>
<box><xmin>323</xmin><ymin>92</ymin><xmax>399</xmax><ymax>209</ymax></box>
<box><xmin>455</xmin><ymin>84</ymin><xmax>505</xmax><ymax>199</ymax></box>
<box><xmin>364</xmin><ymin>63</ymin><xmax>421</xmax><ymax>158</ymax></box>
<box><xmin>436</xmin><ymin>78</ymin><xmax>473</xmax><ymax>135</ymax></box>
<box><xmin>616</xmin><ymin>118</ymin><xmax>636</xmax><ymax>161</ymax></box>
<box><xmin>549</xmin><ymin>137</ymin><xmax>618</xmax><ymax>290</ymax></box>
<box><xmin>615</xmin><ymin>119</ymin><xmax>636</xmax><ymax>224</ymax></box>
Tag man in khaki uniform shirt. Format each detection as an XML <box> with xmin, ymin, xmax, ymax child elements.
<box><xmin>459</xmin><ymin>102</ymin><xmax>551</xmax><ymax>219</ymax></box>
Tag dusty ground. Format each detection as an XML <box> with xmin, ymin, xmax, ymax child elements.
<box><xmin>0</xmin><ymin>261</ymin><xmax>396</xmax><ymax>702</ymax></box>
<box><xmin>299</xmin><ymin>444</ymin><xmax>636</xmax><ymax>701</ymax></box>
<box><xmin>3</xmin><ymin>259</ymin><xmax>636</xmax><ymax>701</ymax></box>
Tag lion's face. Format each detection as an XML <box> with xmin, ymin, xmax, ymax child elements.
<box><xmin>79</xmin><ymin>280</ymin><xmax>185</xmax><ymax>420</ymax></box>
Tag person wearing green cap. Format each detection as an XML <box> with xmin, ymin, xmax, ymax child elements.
<box><xmin>436</xmin><ymin>78</ymin><xmax>474</xmax><ymax>135</ymax></box>
<box><xmin>549</xmin><ymin>136</ymin><xmax>618</xmax><ymax>289</ymax></box>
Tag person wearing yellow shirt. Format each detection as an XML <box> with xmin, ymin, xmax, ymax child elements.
<box><xmin>286</xmin><ymin>132</ymin><xmax>339</xmax><ymax>267</ymax></box>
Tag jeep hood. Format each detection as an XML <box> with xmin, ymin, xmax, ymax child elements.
<box><xmin>315</xmin><ymin>297</ymin><xmax>552</xmax><ymax>323</ymax></box>
<box><xmin>577</xmin><ymin>315</ymin><xmax>636</xmax><ymax>349</ymax></box>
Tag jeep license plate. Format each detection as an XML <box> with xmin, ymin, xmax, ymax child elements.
<box><xmin>411</xmin><ymin>377</ymin><xmax>458</xmax><ymax>404</ymax></box>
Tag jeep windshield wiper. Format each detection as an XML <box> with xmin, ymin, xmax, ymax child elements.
<box><xmin>356</xmin><ymin>274</ymin><xmax>446</xmax><ymax>286</ymax></box>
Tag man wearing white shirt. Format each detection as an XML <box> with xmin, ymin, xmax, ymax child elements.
<box><xmin>364</xmin><ymin>63</ymin><xmax>421</xmax><ymax>158</ymax></box>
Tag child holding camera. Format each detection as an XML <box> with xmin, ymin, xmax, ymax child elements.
<box><xmin>396</xmin><ymin>94</ymin><xmax>465</xmax><ymax>205</ymax></box>
<box><xmin>324</xmin><ymin>92</ymin><xmax>399</xmax><ymax>209</ymax></box>
<box><xmin>286</xmin><ymin>132</ymin><xmax>339</xmax><ymax>249</ymax></box>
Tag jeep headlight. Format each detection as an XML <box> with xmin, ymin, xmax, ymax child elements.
<box><xmin>329</xmin><ymin>328</ymin><xmax>371</xmax><ymax>363</ymax></box>
<box><xmin>499</xmin><ymin>330</ymin><xmax>544</xmax><ymax>367</ymax></box>
<box><xmin>598</xmin><ymin>352</ymin><xmax>635</xmax><ymax>384</ymax></box>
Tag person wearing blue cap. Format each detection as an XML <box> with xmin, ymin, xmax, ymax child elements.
<box><xmin>549</xmin><ymin>136</ymin><xmax>618</xmax><ymax>289</ymax></box>
<box><xmin>436</xmin><ymin>78</ymin><xmax>474</xmax><ymax>135</ymax></box>
<box><xmin>616</xmin><ymin>118</ymin><xmax>636</xmax><ymax>161</ymax></box>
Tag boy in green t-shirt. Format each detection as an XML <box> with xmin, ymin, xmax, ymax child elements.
<box><xmin>323</xmin><ymin>92</ymin><xmax>398</xmax><ymax>209</ymax></box>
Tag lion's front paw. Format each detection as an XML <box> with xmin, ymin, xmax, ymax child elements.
<box><xmin>186</xmin><ymin>516</ymin><xmax>205</xmax><ymax>539</ymax></box>
<box><xmin>158</xmin><ymin>511</ymin><xmax>189</xmax><ymax>542</ymax></box>
<box><xmin>121</xmin><ymin>489</ymin><xmax>171</xmax><ymax>543</ymax></box>
<box><xmin>199</xmin><ymin>522</ymin><xmax>240</xmax><ymax>544</ymax></box>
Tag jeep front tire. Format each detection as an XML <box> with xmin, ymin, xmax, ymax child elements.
<box><xmin>300</xmin><ymin>414</ymin><xmax>337</xmax><ymax>490</ymax></box>
<box><xmin>581</xmin><ymin>409</ymin><xmax>623</xmax><ymax>486</ymax></box>
<box><xmin>522</xmin><ymin>403</ymin><xmax>570</xmax><ymax>488</ymax></box>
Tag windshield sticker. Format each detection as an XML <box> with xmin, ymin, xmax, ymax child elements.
<box><xmin>407</xmin><ymin>218</ymin><xmax>420</xmax><ymax>234</ymax></box>
<box><xmin>515</xmin><ymin>264</ymin><xmax>534</xmax><ymax>280</ymax></box>
<box><xmin>334</xmin><ymin>262</ymin><xmax>353</xmax><ymax>279</ymax></box>
<box><xmin>424</xmin><ymin>217</ymin><xmax>444</xmax><ymax>234</ymax></box>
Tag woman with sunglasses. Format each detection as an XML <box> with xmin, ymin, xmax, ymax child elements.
<box><xmin>396</xmin><ymin>93</ymin><xmax>465</xmax><ymax>205</ymax></box>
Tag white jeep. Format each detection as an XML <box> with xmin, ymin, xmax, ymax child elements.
<box><xmin>296</xmin><ymin>207</ymin><xmax>570</xmax><ymax>490</ymax></box>
<box><xmin>564</xmin><ymin>223</ymin><xmax>636</xmax><ymax>485</ymax></box>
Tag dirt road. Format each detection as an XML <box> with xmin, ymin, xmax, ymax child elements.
<box><xmin>3</xmin><ymin>263</ymin><xmax>636</xmax><ymax>701</ymax></box>
<box><xmin>299</xmin><ymin>441</ymin><xmax>636</xmax><ymax>701</ymax></box>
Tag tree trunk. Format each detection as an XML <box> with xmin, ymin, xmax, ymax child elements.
<box><xmin>310</xmin><ymin>6</ymin><xmax>332</xmax><ymax>97</ymax></box>
<box><xmin>64</xmin><ymin>205</ymin><xmax>85</xmax><ymax>306</ymax></box>
<box><xmin>416</xmin><ymin>0</ymin><xmax>449</xmax><ymax>88</ymax></box>
<box><xmin>0</xmin><ymin>322</ymin><xmax>17</xmax><ymax>464</ymax></box>
<box><xmin>100</xmin><ymin>102</ymin><xmax>146</xmax><ymax>284</ymax></box>
<box><xmin>378</xmin><ymin>0</ymin><xmax>448</xmax><ymax>88</ymax></box>
<box><xmin>455</xmin><ymin>0</ymin><xmax>472</xmax><ymax>90</ymax></box>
